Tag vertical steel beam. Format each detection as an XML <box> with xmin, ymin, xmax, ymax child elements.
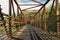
<box><xmin>9</xmin><ymin>0</ymin><xmax>12</xmax><ymax>40</ymax></box>
<box><xmin>23</xmin><ymin>16</ymin><xmax>26</xmax><ymax>24</ymax></box>
<box><xmin>11</xmin><ymin>0</ymin><xmax>16</xmax><ymax>17</ymax></box>
<box><xmin>35</xmin><ymin>16</ymin><xmax>37</xmax><ymax>27</ymax></box>
<box><xmin>36</xmin><ymin>14</ymin><xmax>38</xmax><ymax>28</ymax></box>
<box><xmin>56</xmin><ymin>0</ymin><xmax>60</xmax><ymax>37</ymax></box>
<box><xmin>35</xmin><ymin>15</ymin><xmax>38</xmax><ymax>27</ymax></box>
<box><xmin>43</xmin><ymin>6</ymin><xmax>47</xmax><ymax>32</ymax></box>
<box><xmin>17</xmin><ymin>6</ymin><xmax>19</xmax><ymax>16</ymax></box>
<box><xmin>34</xmin><ymin>17</ymin><xmax>36</xmax><ymax>26</ymax></box>
<box><xmin>14</xmin><ymin>0</ymin><xmax>24</xmax><ymax>15</ymax></box>
<box><xmin>35</xmin><ymin>16</ymin><xmax>36</xmax><ymax>27</ymax></box>
<box><xmin>39</xmin><ymin>12</ymin><xmax>41</xmax><ymax>31</ymax></box>
<box><xmin>17</xmin><ymin>6</ymin><xmax>20</xmax><ymax>29</ymax></box>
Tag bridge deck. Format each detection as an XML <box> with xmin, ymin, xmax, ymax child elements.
<box><xmin>0</xmin><ymin>24</ymin><xmax>60</xmax><ymax>40</ymax></box>
<box><xmin>12</xmin><ymin>24</ymin><xmax>60</xmax><ymax>40</ymax></box>
<box><xmin>13</xmin><ymin>25</ymin><xmax>31</xmax><ymax>40</ymax></box>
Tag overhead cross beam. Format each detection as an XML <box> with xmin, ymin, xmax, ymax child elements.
<box><xmin>33</xmin><ymin>0</ymin><xmax>50</xmax><ymax>17</ymax></box>
<box><xmin>19</xmin><ymin>4</ymin><xmax>40</xmax><ymax>6</ymax></box>
<box><xmin>22</xmin><ymin>5</ymin><xmax>41</xmax><ymax>11</ymax></box>
<box><xmin>32</xmin><ymin>0</ymin><xmax>44</xmax><ymax>5</ymax></box>
<box><xmin>19</xmin><ymin>3</ymin><xmax>43</xmax><ymax>11</ymax></box>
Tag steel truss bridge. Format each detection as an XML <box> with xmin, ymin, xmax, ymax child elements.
<box><xmin>0</xmin><ymin>0</ymin><xmax>60</xmax><ymax>40</ymax></box>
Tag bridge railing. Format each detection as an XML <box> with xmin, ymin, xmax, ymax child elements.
<box><xmin>32</xmin><ymin>0</ymin><xmax>60</xmax><ymax>38</ymax></box>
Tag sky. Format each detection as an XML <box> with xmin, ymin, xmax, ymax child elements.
<box><xmin>0</xmin><ymin>0</ymin><xmax>60</xmax><ymax>14</ymax></box>
<box><xmin>18</xmin><ymin>0</ymin><xmax>46</xmax><ymax>3</ymax></box>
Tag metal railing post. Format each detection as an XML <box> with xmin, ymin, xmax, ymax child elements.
<box><xmin>17</xmin><ymin>6</ymin><xmax>19</xmax><ymax>16</ymax></box>
<box><xmin>43</xmin><ymin>6</ymin><xmax>47</xmax><ymax>32</ymax></box>
<box><xmin>9</xmin><ymin>0</ymin><xmax>12</xmax><ymax>40</ymax></box>
<box><xmin>56</xmin><ymin>0</ymin><xmax>60</xmax><ymax>37</ymax></box>
<box><xmin>39</xmin><ymin>12</ymin><xmax>41</xmax><ymax>31</ymax></box>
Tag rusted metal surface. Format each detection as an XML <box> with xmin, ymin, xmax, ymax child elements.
<box><xmin>11</xmin><ymin>0</ymin><xmax>16</xmax><ymax>17</ymax></box>
<box><xmin>36</xmin><ymin>14</ymin><xmax>38</xmax><ymax>28</ymax></box>
<box><xmin>56</xmin><ymin>0</ymin><xmax>60</xmax><ymax>37</ymax></box>
<box><xmin>14</xmin><ymin>0</ymin><xmax>24</xmax><ymax>15</ymax></box>
<box><xmin>14</xmin><ymin>0</ymin><xmax>25</xmax><ymax>25</ymax></box>
<box><xmin>17</xmin><ymin>6</ymin><xmax>19</xmax><ymax>16</ymax></box>
<box><xmin>34</xmin><ymin>15</ymin><xmax>38</xmax><ymax>27</ymax></box>
<box><xmin>39</xmin><ymin>12</ymin><xmax>41</xmax><ymax>31</ymax></box>
<box><xmin>35</xmin><ymin>16</ymin><xmax>36</xmax><ymax>27</ymax></box>
<box><xmin>9</xmin><ymin>0</ymin><xmax>12</xmax><ymax>40</ymax></box>
<box><xmin>33</xmin><ymin>0</ymin><xmax>50</xmax><ymax>17</ymax></box>
<box><xmin>43</xmin><ymin>6</ymin><xmax>47</xmax><ymax>32</ymax></box>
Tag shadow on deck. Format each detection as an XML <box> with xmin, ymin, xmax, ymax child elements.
<box><xmin>12</xmin><ymin>37</ymin><xmax>24</xmax><ymax>40</ymax></box>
